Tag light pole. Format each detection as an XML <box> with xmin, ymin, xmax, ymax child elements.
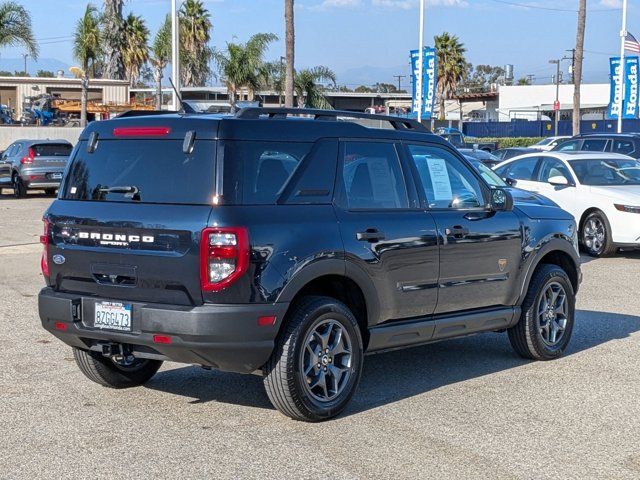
<box><xmin>617</xmin><ymin>0</ymin><xmax>629</xmax><ymax>133</ymax></box>
<box><xmin>416</xmin><ymin>0</ymin><xmax>425</xmax><ymax>123</ymax></box>
<box><xmin>549</xmin><ymin>59</ymin><xmax>561</xmax><ymax>136</ymax></box>
<box><xmin>171</xmin><ymin>0</ymin><xmax>180</xmax><ymax>111</ymax></box>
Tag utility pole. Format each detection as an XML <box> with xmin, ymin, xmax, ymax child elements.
<box><xmin>171</xmin><ymin>0</ymin><xmax>180</xmax><ymax>111</ymax></box>
<box><xmin>393</xmin><ymin>75</ymin><xmax>406</xmax><ymax>92</ymax></box>
<box><xmin>618</xmin><ymin>0</ymin><xmax>628</xmax><ymax>133</ymax></box>
<box><xmin>417</xmin><ymin>0</ymin><xmax>425</xmax><ymax>123</ymax></box>
<box><xmin>567</xmin><ymin>48</ymin><xmax>576</xmax><ymax>83</ymax></box>
<box><xmin>550</xmin><ymin>59</ymin><xmax>561</xmax><ymax>136</ymax></box>
<box><xmin>22</xmin><ymin>54</ymin><xmax>28</xmax><ymax>76</ymax></box>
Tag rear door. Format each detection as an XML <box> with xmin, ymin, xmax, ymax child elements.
<box><xmin>404</xmin><ymin>143</ymin><xmax>522</xmax><ymax>313</ymax></box>
<box><xmin>334</xmin><ymin>140</ymin><xmax>439</xmax><ymax>322</ymax></box>
<box><xmin>49</xmin><ymin>137</ymin><xmax>216</xmax><ymax>306</ymax></box>
<box><xmin>495</xmin><ymin>156</ymin><xmax>542</xmax><ymax>192</ymax></box>
<box><xmin>0</xmin><ymin>143</ymin><xmax>15</xmax><ymax>181</ymax></box>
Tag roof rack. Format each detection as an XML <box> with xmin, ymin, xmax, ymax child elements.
<box><xmin>235</xmin><ymin>107</ymin><xmax>429</xmax><ymax>133</ymax></box>
<box><xmin>116</xmin><ymin>109</ymin><xmax>178</xmax><ymax>118</ymax></box>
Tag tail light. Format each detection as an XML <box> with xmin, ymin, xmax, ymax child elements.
<box><xmin>20</xmin><ymin>147</ymin><xmax>36</xmax><ymax>165</ymax></box>
<box><xmin>200</xmin><ymin>227</ymin><xmax>249</xmax><ymax>292</ymax></box>
<box><xmin>40</xmin><ymin>218</ymin><xmax>50</xmax><ymax>278</ymax></box>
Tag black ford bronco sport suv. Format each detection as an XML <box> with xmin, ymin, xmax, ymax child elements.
<box><xmin>39</xmin><ymin>108</ymin><xmax>581</xmax><ymax>421</ymax></box>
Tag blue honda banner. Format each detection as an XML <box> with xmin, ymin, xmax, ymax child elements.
<box><xmin>411</xmin><ymin>47</ymin><xmax>438</xmax><ymax>119</ymax></box>
<box><xmin>608</xmin><ymin>56</ymin><xmax>639</xmax><ymax>119</ymax></box>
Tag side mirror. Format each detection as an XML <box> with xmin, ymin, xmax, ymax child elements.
<box><xmin>490</xmin><ymin>187</ymin><xmax>514</xmax><ymax>212</ymax></box>
<box><xmin>548</xmin><ymin>175</ymin><xmax>570</xmax><ymax>186</ymax></box>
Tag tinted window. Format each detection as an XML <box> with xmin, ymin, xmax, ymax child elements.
<box><xmin>222</xmin><ymin>141</ymin><xmax>310</xmax><ymax>204</ymax></box>
<box><xmin>32</xmin><ymin>143</ymin><xmax>72</xmax><ymax>157</ymax></box>
<box><xmin>569</xmin><ymin>159</ymin><xmax>640</xmax><ymax>185</ymax></box>
<box><xmin>62</xmin><ymin>139</ymin><xmax>216</xmax><ymax>204</ymax></box>
<box><xmin>340</xmin><ymin>142</ymin><xmax>408</xmax><ymax>209</ymax></box>
<box><xmin>539</xmin><ymin>157</ymin><xmax>572</xmax><ymax>183</ymax></box>
<box><xmin>582</xmin><ymin>139</ymin><xmax>609</xmax><ymax>152</ymax></box>
<box><xmin>555</xmin><ymin>139</ymin><xmax>580</xmax><ymax>151</ymax></box>
<box><xmin>611</xmin><ymin>139</ymin><xmax>635</xmax><ymax>155</ymax></box>
<box><xmin>503</xmin><ymin>157</ymin><xmax>539</xmax><ymax>181</ymax></box>
<box><xmin>408</xmin><ymin>145</ymin><xmax>484</xmax><ymax>209</ymax></box>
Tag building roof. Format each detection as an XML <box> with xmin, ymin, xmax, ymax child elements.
<box><xmin>0</xmin><ymin>76</ymin><xmax>130</xmax><ymax>86</ymax></box>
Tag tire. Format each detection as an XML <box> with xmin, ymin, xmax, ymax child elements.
<box><xmin>44</xmin><ymin>188</ymin><xmax>57</xmax><ymax>196</ymax></box>
<box><xmin>12</xmin><ymin>174</ymin><xmax>26</xmax><ymax>198</ymax></box>
<box><xmin>581</xmin><ymin>211</ymin><xmax>617</xmax><ymax>257</ymax></box>
<box><xmin>263</xmin><ymin>296</ymin><xmax>364</xmax><ymax>422</ymax></box>
<box><xmin>508</xmin><ymin>264</ymin><xmax>575</xmax><ymax>360</ymax></box>
<box><xmin>73</xmin><ymin>347</ymin><xmax>163</xmax><ymax>389</ymax></box>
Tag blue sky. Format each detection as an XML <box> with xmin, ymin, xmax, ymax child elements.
<box><xmin>0</xmin><ymin>0</ymin><xmax>634</xmax><ymax>87</ymax></box>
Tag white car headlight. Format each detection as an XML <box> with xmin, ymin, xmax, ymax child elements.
<box><xmin>614</xmin><ymin>204</ymin><xmax>640</xmax><ymax>214</ymax></box>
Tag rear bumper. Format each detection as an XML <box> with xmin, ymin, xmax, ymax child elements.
<box><xmin>21</xmin><ymin>166</ymin><xmax>64</xmax><ymax>189</ymax></box>
<box><xmin>38</xmin><ymin>288</ymin><xmax>289</xmax><ymax>374</ymax></box>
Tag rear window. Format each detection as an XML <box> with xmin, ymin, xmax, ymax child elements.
<box><xmin>62</xmin><ymin>140</ymin><xmax>216</xmax><ymax>204</ymax></box>
<box><xmin>33</xmin><ymin>143</ymin><xmax>72</xmax><ymax>157</ymax></box>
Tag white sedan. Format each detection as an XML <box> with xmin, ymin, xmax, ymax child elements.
<box><xmin>529</xmin><ymin>136</ymin><xmax>571</xmax><ymax>151</ymax></box>
<box><xmin>494</xmin><ymin>151</ymin><xmax>640</xmax><ymax>256</ymax></box>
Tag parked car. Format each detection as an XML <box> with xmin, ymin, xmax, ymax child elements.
<box><xmin>458</xmin><ymin>147</ymin><xmax>502</xmax><ymax>167</ymax></box>
<box><xmin>552</xmin><ymin>133</ymin><xmax>640</xmax><ymax>159</ymax></box>
<box><xmin>529</xmin><ymin>136</ymin><xmax>570</xmax><ymax>151</ymax></box>
<box><xmin>0</xmin><ymin>139</ymin><xmax>73</xmax><ymax>197</ymax></box>
<box><xmin>493</xmin><ymin>147</ymin><xmax>538</xmax><ymax>161</ymax></box>
<box><xmin>39</xmin><ymin>108</ymin><xmax>581</xmax><ymax>421</ymax></box>
<box><xmin>436</xmin><ymin>127</ymin><xmax>498</xmax><ymax>152</ymax></box>
<box><xmin>494</xmin><ymin>151</ymin><xmax>640</xmax><ymax>256</ymax></box>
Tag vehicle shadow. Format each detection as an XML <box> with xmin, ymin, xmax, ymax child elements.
<box><xmin>0</xmin><ymin>189</ymin><xmax>54</xmax><ymax>199</ymax></box>
<box><xmin>144</xmin><ymin>309</ymin><xmax>640</xmax><ymax>415</ymax></box>
<box><xmin>580</xmin><ymin>250</ymin><xmax>640</xmax><ymax>265</ymax></box>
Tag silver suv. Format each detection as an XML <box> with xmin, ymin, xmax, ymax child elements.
<box><xmin>0</xmin><ymin>140</ymin><xmax>72</xmax><ymax>197</ymax></box>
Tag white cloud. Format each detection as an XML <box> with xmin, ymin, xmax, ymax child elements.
<box><xmin>372</xmin><ymin>0</ymin><xmax>467</xmax><ymax>9</ymax></box>
<box><xmin>599</xmin><ymin>0</ymin><xmax>621</xmax><ymax>7</ymax></box>
<box><xmin>311</xmin><ymin>0</ymin><xmax>362</xmax><ymax>10</ymax></box>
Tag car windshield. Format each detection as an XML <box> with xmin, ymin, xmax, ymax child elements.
<box><xmin>466</xmin><ymin>157</ymin><xmax>507</xmax><ymax>187</ymax></box>
<box><xmin>569</xmin><ymin>158</ymin><xmax>640</xmax><ymax>186</ymax></box>
<box><xmin>534</xmin><ymin>138</ymin><xmax>554</xmax><ymax>146</ymax></box>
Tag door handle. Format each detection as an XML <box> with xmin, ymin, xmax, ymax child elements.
<box><xmin>356</xmin><ymin>229</ymin><xmax>385</xmax><ymax>242</ymax></box>
<box><xmin>445</xmin><ymin>225</ymin><xmax>470</xmax><ymax>238</ymax></box>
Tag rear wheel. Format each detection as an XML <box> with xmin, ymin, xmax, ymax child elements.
<box><xmin>73</xmin><ymin>347</ymin><xmax>163</xmax><ymax>388</ymax></box>
<box><xmin>581</xmin><ymin>211</ymin><xmax>616</xmax><ymax>257</ymax></box>
<box><xmin>508</xmin><ymin>264</ymin><xmax>575</xmax><ymax>360</ymax></box>
<box><xmin>263</xmin><ymin>296</ymin><xmax>363</xmax><ymax>422</ymax></box>
<box><xmin>12</xmin><ymin>173</ymin><xmax>25</xmax><ymax>198</ymax></box>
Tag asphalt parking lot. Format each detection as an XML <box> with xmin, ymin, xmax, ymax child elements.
<box><xmin>1</xmin><ymin>191</ymin><xmax>639</xmax><ymax>480</ymax></box>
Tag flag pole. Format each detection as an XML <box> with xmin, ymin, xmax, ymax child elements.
<box><xmin>618</xmin><ymin>0</ymin><xmax>628</xmax><ymax>133</ymax></box>
<box><xmin>417</xmin><ymin>0</ymin><xmax>425</xmax><ymax>124</ymax></box>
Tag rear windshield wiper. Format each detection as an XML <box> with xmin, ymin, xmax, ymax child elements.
<box><xmin>97</xmin><ymin>185</ymin><xmax>141</xmax><ymax>199</ymax></box>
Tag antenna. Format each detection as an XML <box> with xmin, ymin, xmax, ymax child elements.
<box><xmin>168</xmin><ymin>77</ymin><xmax>195</xmax><ymax>113</ymax></box>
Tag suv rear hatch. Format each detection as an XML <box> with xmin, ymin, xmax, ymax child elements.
<box><xmin>45</xmin><ymin>120</ymin><xmax>218</xmax><ymax>306</ymax></box>
<box><xmin>24</xmin><ymin>142</ymin><xmax>72</xmax><ymax>180</ymax></box>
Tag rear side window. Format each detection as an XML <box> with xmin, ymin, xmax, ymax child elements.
<box><xmin>222</xmin><ymin>141</ymin><xmax>311</xmax><ymax>204</ymax></box>
<box><xmin>582</xmin><ymin>139</ymin><xmax>609</xmax><ymax>152</ymax></box>
<box><xmin>33</xmin><ymin>144</ymin><xmax>72</xmax><ymax>157</ymax></box>
<box><xmin>501</xmin><ymin>157</ymin><xmax>539</xmax><ymax>181</ymax></box>
<box><xmin>340</xmin><ymin>141</ymin><xmax>408</xmax><ymax>209</ymax></box>
<box><xmin>611</xmin><ymin>139</ymin><xmax>635</xmax><ymax>155</ymax></box>
<box><xmin>62</xmin><ymin>140</ymin><xmax>216</xmax><ymax>204</ymax></box>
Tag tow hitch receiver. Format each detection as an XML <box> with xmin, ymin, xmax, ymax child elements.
<box><xmin>99</xmin><ymin>342</ymin><xmax>131</xmax><ymax>358</ymax></box>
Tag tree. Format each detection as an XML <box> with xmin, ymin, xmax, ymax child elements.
<box><xmin>213</xmin><ymin>33</ymin><xmax>278</xmax><ymax>111</ymax></box>
<box><xmin>434</xmin><ymin>32</ymin><xmax>466</xmax><ymax>120</ymax></box>
<box><xmin>180</xmin><ymin>0</ymin><xmax>213</xmax><ymax>87</ymax></box>
<box><xmin>36</xmin><ymin>69</ymin><xmax>55</xmax><ymax>78</ymax></box>
<box><xmin>294</xmin><ymin>66</ymin><xmax>336</xmax><ymax>109</ymax></box>
<box><xmin>102</xmin><ymin>0</ymin><xmax>125</xmax><ymax>79</ymax></box>
<box><xmin>284</xmin><ymin>0</ymin><xmax>295</xmax><ymax>107</ymax></box>
<box><xmin>354</xmin><ymin>85</ymin><xmax>374</xmax><ymax>93</ymax></box>
<box><xmin>149</xmin><ymin>15</ymin><xmax>171</xmax><ymax>110</ymax></box>
<box><xmin>73</xmin><ymin>4</ymin><xmax>101</xmax><ymax>127</ymax></box>
<box><xmin>573</xmin><ymin>0</ymin><xmax>586</xmax><ymax>135</ymax></box>
<box><xmin>122</xmin><ymin>13</ymin><xmax>149</xmax><ymax>87</ymax></box>
<box><xmin>0</xmin><ymin>1</ymin><xmax>38</xmax><ymax>58</ymax></box>
<box><xmin>462</xmin><ymin>64</ymin><xmax>504</xmax><ymax>92</ymax></box>
<box><xmin>517</xmin><ymin>76</ymin><xmax>531</xmax><ymax>86</ymax></box>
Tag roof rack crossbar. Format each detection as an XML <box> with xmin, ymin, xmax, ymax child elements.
<box><xmin>235</xmin><ymin>107</ymin><xmax>429</xmax><ymax>132</ymax></box>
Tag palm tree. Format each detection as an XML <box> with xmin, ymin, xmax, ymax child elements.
<box><xmin>284</xmin><ymin>0</ymin><xmax>295</xmax><ymax>107</ymax></box>
<box><xmin>149</xmin><ymin>15</ymin><xmax>171</xmax><ymax>110</ymax></box>
<box><xmin>73</xmin><ymin>4</ymin><xmax>101</xmax><ymax>127</ymax></box>
<box><xmin>434</xmin><ymin>32</ymin><xmax>466</xmax><ymax>121</ymax></box>
<box><xmin>0</xmin><ymin>1</ymin><xmax>38</xmax><ymax>59</ymax></box>
<box><xmin>180</xmin><ymin>0</ymin><xmax>213</xmax><ymax>86</ymax></box>
<box><xmin>122</xmin><ymin>13</ymin><xmax>149</xmax><ymax>87</ymax></box>
<box><xmin>213</xmin><ymin>33</ymin><xmax>278</xmax><ymax>111</ymax></box>
<box><xmin>102</xmin><ymin>0</ymin><xmax>125</xmax><ymax>80</ymax></box>
<box><xmin>294</xmin><ymin>66</ymin><xmax>336</xmax><ymax>109</ymax></box>
<box><xmin>573</xmin><ymin>0</ymin><xmax>586</xmax><ymax>135</ymax></box>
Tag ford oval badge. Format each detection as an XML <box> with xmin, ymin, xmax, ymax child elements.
<box><xmin>52</xmin><ymin>254</ymin><xmax>66</xmax><ymax>265</ymax></box>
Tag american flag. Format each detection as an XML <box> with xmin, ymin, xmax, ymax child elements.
<box><xmin>624</xmin><ymin>32</ymin><xmax>640</xmax><ymax>53</ymax></box>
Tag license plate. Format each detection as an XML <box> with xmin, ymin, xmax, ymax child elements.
<box><xmin>50</xmin><ymin>173</ymin><xmax>62</xmax><ymax>180</ymax></box>
<box><xmin>94</xmin><ymin>302</ymin><xmax>132</xmax><ymax>331</ymax></box>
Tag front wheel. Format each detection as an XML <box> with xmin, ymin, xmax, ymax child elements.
<box><xmin>581</xmin><ymin>211</ymin><xmax>617</xmax><ymax>257</ymax></box>
<box><xmin>508</xmin><ymin>264</ymin><xmax>575</xmax><ymax>360</ymax></box>
<box><xmin>73</xmin><ymin>347</ymin><xmax>163</xmax><ymax>388</ymax></box>
<box><xmin>263</xmin><ymin>296</ymin><xmax>363</xmax><ymax>422</ymax></box>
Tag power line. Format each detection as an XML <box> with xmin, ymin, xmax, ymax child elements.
<box><xmin>488</xmin><ymin>0</ymin><xmax>619</xmax><ymax>13</ymax></box>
